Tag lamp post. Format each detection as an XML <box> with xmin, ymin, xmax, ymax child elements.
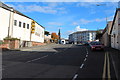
<box><xmin>96</xmin><ymin>4</ymin><xmax>108</xmax><ymax>24</ymax></box>
<box><xmin>95</xmin><ymin>4</ymin><xmax>108</xmax><ymax>42</ymax></box>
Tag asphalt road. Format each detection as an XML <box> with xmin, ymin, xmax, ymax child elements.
<box><xmin>2</xmin><ymin>44</ymin><xmax>117</xmax><ymax>80</ymax></box>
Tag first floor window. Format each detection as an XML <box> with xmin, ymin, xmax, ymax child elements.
<box><xmin>27</xmin><ymin>24</ymin><xmax>29</xmax><ymax>29</ymax></box>
<box><xmin>19</xmin><ymin>21</ymin><xmax>21</xmax><ymax>27</ymax></box>
<box><xmin>23</xmin><ymin>23</ymin><xmax>25</xmax><ymax>28</ymax></box>
<box><xmin>14</xmin><ymin>20</ymin><xmax>17</xmax><ymax>26</ymax></box>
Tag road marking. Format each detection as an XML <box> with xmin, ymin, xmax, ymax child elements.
<box><xmin>85</xmin><ymin>47</ymin><xmax>89</xmax><ymax>54</ymax></box>
<box><xmin>84</xmin><ymin>58</ymin><xmax>87</xmax><ymax>61</ymax></box>
<box><xmin>102</xmin><ymin>52</ymin><xmax>111</xmax><ymax>80</ymax></box>
<box><xmin>107</xmin><ymin>53</ymin><xmax>111</xmax><ymax>80</ymax></box>
<box><xmin>87</xmin><ymin>52</ymin><xmax>88</xmax><ymax>54</ymax></box>
<box><xmin>72</xmin><ymin>74</ymin><xmax>78</xmax><ymax>80</ymax></box>
<box><xmin>102</xmin><ymin>53</ymin><xmax>107</xmax><ymax>80</ymax></box>
<box><xmin>86</xmin><ymin>55</ymin><xmax>88</xmax><ymax>57</ymax></box>
<box><xmin>72</xmin><ymin>47</ymin><xmax>88</xmax><ymax>80</ymax></box>
<box><xmin>80</xmin><ymin>64</ymin><xmax>84</xmax><ymax>69</ymax></box>
<box><xmin>86</xmin><ymin>50</ymin><xmax>88</xmax><ymax>54</ymax></box>
<box><xmin>26</xmin><ymin>55</ymin><xmax>48</xmax><ymax>63</ymax></box>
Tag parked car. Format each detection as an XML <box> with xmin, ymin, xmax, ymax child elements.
<box><xmin>89</xmin><ymin>41</ymin><xmax>104</xmax><ymax>51</ymax></box>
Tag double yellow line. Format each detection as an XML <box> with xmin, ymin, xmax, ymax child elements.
<box><xmin>102</xmin><ymin>52</ymin><xmax>111</xmax><ymax>80</ymax></box>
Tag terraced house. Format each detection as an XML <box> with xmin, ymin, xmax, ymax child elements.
<box><xmin>0</xmin><ymin>2</ymin><xmax>45</xmax><ymax>48</ymax></box>
<box><xmin>102</xmin><ymin>21</ymin><xmax>113</xmax><ymax>47</ymax></box>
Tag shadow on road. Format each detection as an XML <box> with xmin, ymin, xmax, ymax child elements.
<box><xmin>2</xmin><ymin>46</ymin><xmax>85</xmax><ymax>67</ymax></box>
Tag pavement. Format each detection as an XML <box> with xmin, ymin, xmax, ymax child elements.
<box><xmin>19</xmin><ymin>43</ymin><xmax>73</xmax><ymax>52</ymax></box>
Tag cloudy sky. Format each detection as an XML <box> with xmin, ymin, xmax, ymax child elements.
<box><xmin>5</xmin><ymin>2</ymin><xmax>118</xmax><ymax>39</ymax></box>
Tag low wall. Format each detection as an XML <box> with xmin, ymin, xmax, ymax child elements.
<box><xmin>32</xmin><ymin>42</ymin><xmax>46</xmax><ymax>46</ymax></box>
<box><xmin>4</xmin><ymin>40</ymin><xmax>20</xmax><ymax>49</ymax></box>
<box><xmin>0</xmin><ymin>40</ymin><xmax>46</xmax><ymax>49</ymax></box>
<box><xmin>0</xmin><ymin>44</ymin><xmax>9</xmax><ymax>49</ymax></box>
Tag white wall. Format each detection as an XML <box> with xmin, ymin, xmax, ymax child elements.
<box><xmin>31</xmin><ymin>22</ymin><xmax>44</xmax><ymax>43</ymax></box>
<box><xmin>111</xmin><ymin>11</ymin><xmax>119</xmax><ymax>49</ymax></box>
<box><xmin>0</xmin><ymin>8</ymin><xmax>10</xmax><ymax>40</ymax></box>
<box><xmin>12</xmin><ymin>13</ymin><xmax>31</xmax><ymax>41</ymax></box>
<box><xmin>89</xmin><ymin>33</ymin><xmax>92</xmax><ymax>41</ymax></box>
<box><xmin>69</xmin><ymin>31</ymin><xmax>96</xmax><ymax>43</ymax></box>
<box><xmin>118</xmin><ymin>11</ymin><xmax>120</xmax><ymax>50</ymax></box>
<box><xmin>0</xmin><ymin>7</ymin><xmax>44</xmax><ymax>43</ymax></box>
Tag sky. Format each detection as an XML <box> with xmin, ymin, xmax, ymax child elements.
<box><xmin>5</xmin><ymin>2</ymin><xmax>118</xmax><ymax>39</ymax></box>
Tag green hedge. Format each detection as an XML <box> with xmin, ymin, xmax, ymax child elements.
<box><xmin>4</xmin><ymin>37</ymin><xmax>20</xmax><ymax>40</ymax></box>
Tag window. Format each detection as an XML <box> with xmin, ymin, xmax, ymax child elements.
<box><xmin>23</xmin><ymin>23</ymin><xmax>25</xmax><ymax>28</ymax></box>
<box><xmin>14</xmin><ymin>20</ymin><xmax>17</xmax><ymax>26</ymax></box>
<box><xmin>27</xmin><ymin>24</ymin><xmax>29</xmax><ymax>29</ymax></box>
<box><xmin>19</xmin><ymin>21</ymin><xmax>21</xmax><ymax>27</ymax></box>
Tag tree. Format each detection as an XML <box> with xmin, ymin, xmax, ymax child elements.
<box><xmin>51</xmin><ymin>33</ymin><xmax>59</xmax><ymax>43</ymax></box>
<box><xmin>96</xmin><ymin>31</ymin><xmax>103</xmax><ymax>41</ymax></box>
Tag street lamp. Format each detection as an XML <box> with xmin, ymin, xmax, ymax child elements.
<box><xmin>96</xmin><ymin>4</ymin><xmax>108</xmax><ymax>24</ymax></box>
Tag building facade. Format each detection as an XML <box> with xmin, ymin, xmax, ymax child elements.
<box><xmin>110</xmin><ymin>8</ymin><xmax>120</xmax><ymax>50</ymax></box>
<box><xmin>102</xmin><ymin>21</ymin><xmax>113</xmax><ymax>47</ymax></box>
<box><xmin>69</xmin><ymin>30</ymin><xmax>97</xmax><ymax>44</ymax></box>
<box><xmin>0</xmin><ymin>2</ymin><xmax>45</xmax><ymax>47</ymax></box>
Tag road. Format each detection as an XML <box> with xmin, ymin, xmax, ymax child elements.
<box><xmin>2</xmin><ymin>44</ymin><xmax>117</xmax><ymax>80</ymax></box>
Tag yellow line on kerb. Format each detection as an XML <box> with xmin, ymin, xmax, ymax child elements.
<box><xmin>102</xmin><ymin>52</ymin><xmax>111</xmax><ymax>80</ymax></box>
<box><xmin>102</xmin><ymin>53</ymin><xmax>107</xmax><ymax>80</ymax></box>
<box><xmin>107</xmin><ymin>52</ymin><xmax>111</xmax><ymax>80</ymax></box>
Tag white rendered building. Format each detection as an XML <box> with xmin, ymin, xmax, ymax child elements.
<box><xmin>0</xmin><ymin>2</ymin><xmax>44</xmax><ymax>47</ymax></box>
<box><xmin>69</xmin><ymin>30</ymin><xmax>97</xmax><ymax>44</ymax></box>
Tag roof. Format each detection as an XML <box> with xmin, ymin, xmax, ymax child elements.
<box><xmin>0</xmin><ymin>2</ymin><xmax>45</xmax><ymax>29</ymax></box>
<box><xmin>110</xmin><ymin>8</ymin><xmax>120</xmax><ymax>34</ymax></box>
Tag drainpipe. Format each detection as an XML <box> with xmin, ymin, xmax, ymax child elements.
<box><xmin>8</xmin><ymin>9</ymin><xmax>11</xmax><ymax>38</ymax></box>
<box><xmin>8</xmin><ymin>7</ymin><xmax>14</xmax><ymax>38</ymax></box>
